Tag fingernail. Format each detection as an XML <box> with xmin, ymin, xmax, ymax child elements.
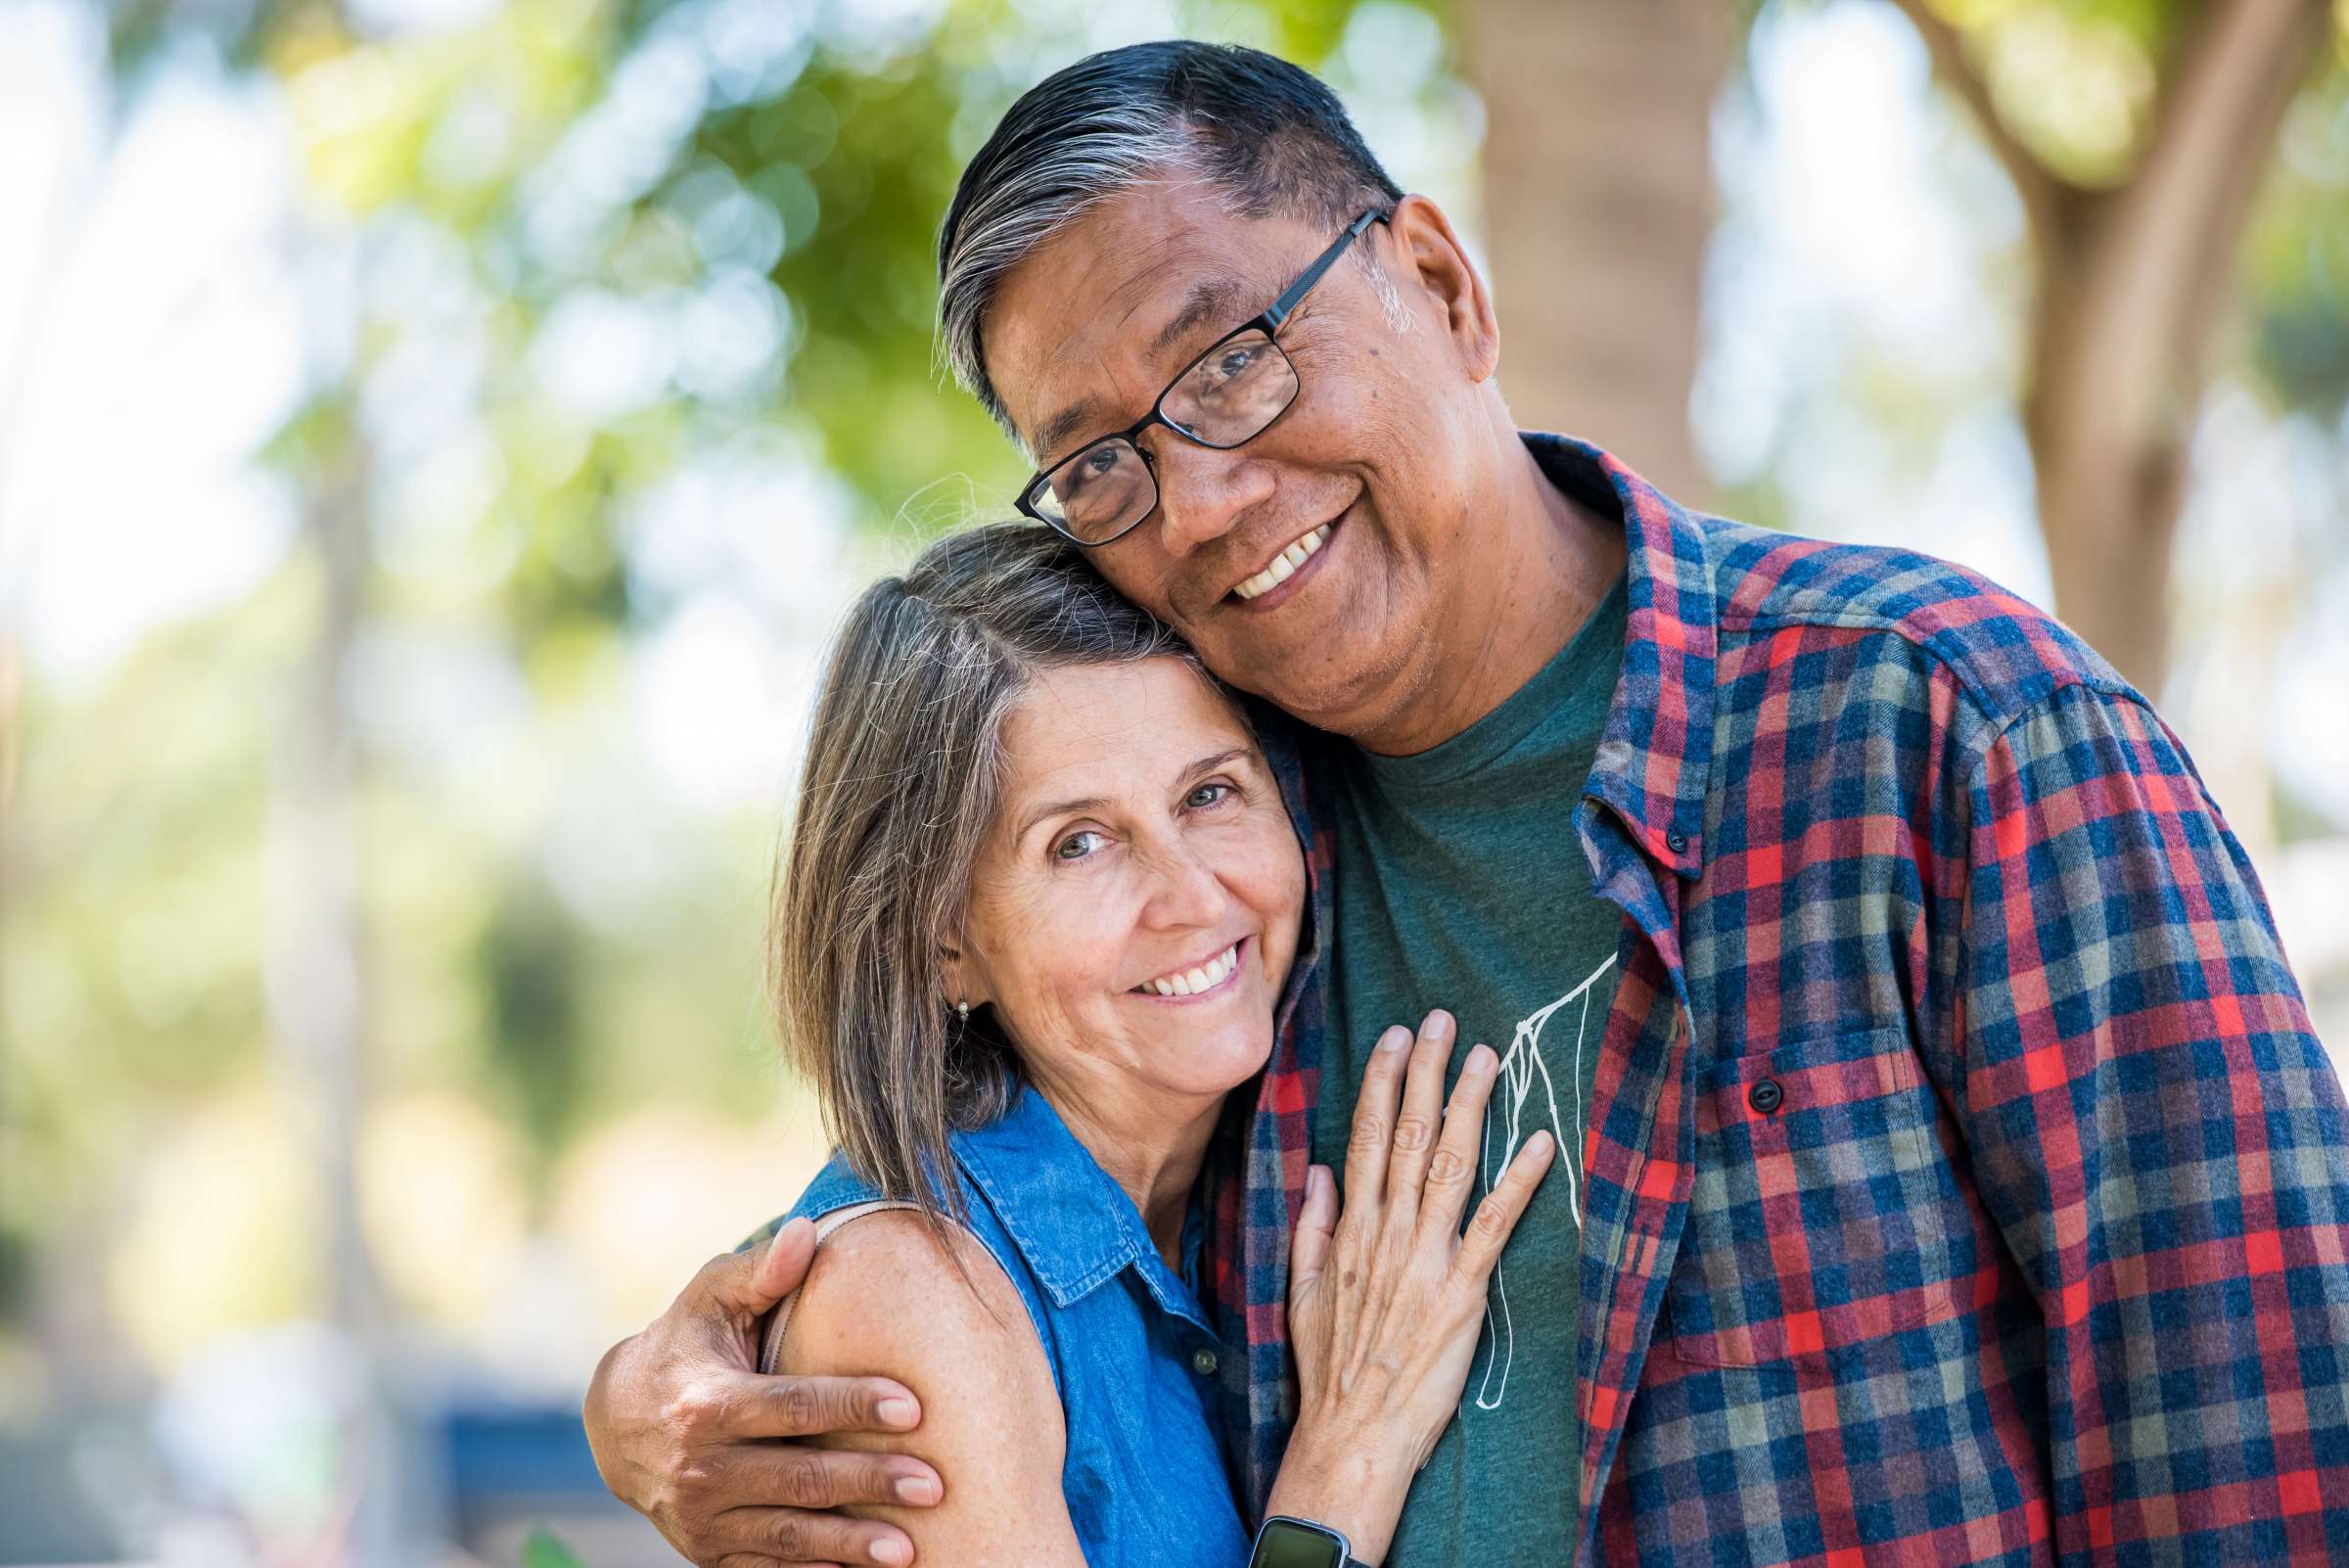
<box><xmin>873</xmin><ymin>1537</ymin><xmax>912</xmax><ymax>1566</ymax></box>
<box><xmin>876</xmin><ymin>1397</ymin><xmax>918</xmax><ymax>1429</ymax></box>
<box><xmin>894</xmin><ymin>1474</ymin><xmax>942</xmax><ymax>1506</ymax></box>
<box><xmin>1466</xmin><ymin>1043</ymin><xmax>1497</xmax><ymax>1075</ymax></box>
<box><xmin>1423</xmin><ymin>1010</ymin><xmax>1453</xmax><ymax>1040</ymax></box>
<box><xmin>1378</xmin><ymin>1026</ymin><xmax>1411</xmax><ymax>1053</ymax></box>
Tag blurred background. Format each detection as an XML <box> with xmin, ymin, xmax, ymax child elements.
<box><xmin>3</xmin><ymin>0</ymin><xmax>2345</xmax><ymax>1562</ymax></box>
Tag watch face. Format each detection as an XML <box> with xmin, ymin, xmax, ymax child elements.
<box><xmin>1254</xmin><ymin>1517</ymin><xmax>1346</xmax><ymax>1568</ymax></box>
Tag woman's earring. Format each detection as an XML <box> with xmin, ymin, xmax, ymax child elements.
<box><xmin>955</xmin><ymin>998</ymin><xmax>971</xmax><ymax>1022</ymax></box>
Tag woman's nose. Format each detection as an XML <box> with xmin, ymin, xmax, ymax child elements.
<box><xmin>1142</xmin><ymin>844</ymin><xmax>1232</xmax><ymax>929</ymax></box>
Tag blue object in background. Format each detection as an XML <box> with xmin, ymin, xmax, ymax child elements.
<box><xmin>438</xmin><ymin>1405</ymin><xmax>609</xmax><ymax>1501</ymax></box>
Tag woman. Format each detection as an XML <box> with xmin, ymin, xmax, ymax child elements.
<box><xmin>761</xmin><ymin>523</ymin><xmax>1553</xmax><ymax>1566</ymax></box>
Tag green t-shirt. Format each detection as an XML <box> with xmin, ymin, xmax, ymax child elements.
<box><xmin>1315</xmin><ymin>572</ymin><xmax>1629</xmax><ymax>1567</ymax></box>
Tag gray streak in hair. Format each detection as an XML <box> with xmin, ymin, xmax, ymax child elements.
<box><xmin>937</xmin><ymin>41</ymin><xmax>1405</xmax><ymax>440</ymax></box>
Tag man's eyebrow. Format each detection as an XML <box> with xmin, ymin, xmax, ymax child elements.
<box><xmin>1027</xmin><ymin>279</ymin><xmax>1255</xmax><ymax>466</ymax></box>
<box><xmin>1031</xmin><ymin>401</ymin><xmax>1102</xmax><ymax>469</ymax></box>
<box><xmin>1012</xmin><ymin>745</ymin><xmax>1256</xmax><ymax>846</ymax></box>
<box><xmin>1151</xmin><ymin>278</ymin><xmax>1250</xmax><ymax>358</ymax></box>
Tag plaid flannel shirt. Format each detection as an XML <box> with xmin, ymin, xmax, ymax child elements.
<box><xmin>1199</xmin><ymin>434</ymin><xmax>2349</xmax><ymax>1565</ymax></box>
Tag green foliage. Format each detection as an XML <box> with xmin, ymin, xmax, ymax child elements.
<box><xmin>477</xmin><ymin>874</ymin><xmax>588</xmax><ymax>1183</ymax></box>
<box><xmin>17</xmin><ymin>1</ymin><xmax>1408</xmax><ymax>1334</ymax></box>
<box><xmin>2246</xmin><ymin>70</ymin><xmax>2349</xmax><ymax>415</ymax></box>
<box><xmin>685</xmin><ymin>40</ymin><xmax>1018</xmax><ymax>517</ymax></box>
<box><xmin>521</xmin><ymin>1524</ymin><xmax>590</xmax><ymax>1568</ymax></box>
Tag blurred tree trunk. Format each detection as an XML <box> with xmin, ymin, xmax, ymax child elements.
<box><xmin>1891</xmin><ymin>0</ymin><xmax>2332</xmax><ymax>694</ymax></box>
<box><xmin>1462</xmin><ymin>0</ymin><xmax>1733</xmax><ymax>506</ymax></box>
<box><xmin>267</xmin><ymin>420</ymin><xmax>397</xmax><ymax>1567</ymax></box>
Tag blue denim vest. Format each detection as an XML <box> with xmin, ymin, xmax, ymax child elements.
<box><xmin>782</xmin><ymin>1085</ymin><xmax>1252</xmax><ymax>1567</ymax></box>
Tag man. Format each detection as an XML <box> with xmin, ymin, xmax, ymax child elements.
<box><xmin>585</xmin><ymin>41</ymin><xmax>2349</xmax><ymax>1568</ymax></box>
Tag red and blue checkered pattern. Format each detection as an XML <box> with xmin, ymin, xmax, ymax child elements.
<box><xmin>1200</xmin><ymin>434</ymin><xmax>2349</xmax><ymax>1564</ymax></box>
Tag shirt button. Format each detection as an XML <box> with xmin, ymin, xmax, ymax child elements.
<box><xmin>1748</xmin><ymin>1078</ymin><xmax>1783</xmax><ymax>1115</ymax></box>
<box><xmin>1667</xmin><ymin>830</ymin><xmax>1689</xmax><ymax>853</ymax></box>
<box><xmin>1191</xmin><ymin>1346</ymin><xmax>1219</xmax><ymax>1377</ymax></box>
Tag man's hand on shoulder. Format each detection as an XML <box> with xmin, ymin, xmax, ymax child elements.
<box><xmin>582</xmin><ymin>1218</ymin><xmax>945</xmax><ymax>1568</ymax></box>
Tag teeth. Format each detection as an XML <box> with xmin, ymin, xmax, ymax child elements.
<box><xmin>1232</xmin><ymin>524</ymin><xmax>1331</xmax><ymax>601</ymax></box>
<box><xmin>1139</xmin><ymin>944</ymin><xmax>1239</xmax><ymax>997</ymax></box>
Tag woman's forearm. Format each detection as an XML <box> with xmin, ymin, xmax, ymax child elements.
<box><xmin>1260</xmin><ymin>1415</ymin><xmax>1426</xmax><ymax>1566</ymax></box>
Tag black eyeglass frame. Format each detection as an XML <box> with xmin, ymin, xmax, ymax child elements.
<box><xmin>1013</xmin><ymin>207</ymin><xmax>1393</xmax><ymax>548</ymax></box>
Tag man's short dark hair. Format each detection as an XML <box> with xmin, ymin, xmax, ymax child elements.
<box><xmin>937</xmin><ymin>40</ymin><xmax>1404</xmax><ymax>439</ymax></box>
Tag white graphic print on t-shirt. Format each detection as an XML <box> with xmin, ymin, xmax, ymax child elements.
<box><xmin>1470</xmin><ymin>949</ymin><xmax>1617</xmax><ymax>1411</ymax></box>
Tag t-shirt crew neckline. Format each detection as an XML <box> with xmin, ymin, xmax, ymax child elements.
<box><xmin>1353</xmin><ymin>572</ymin><xmax>1630</xmax><ymax>794</ymax></box>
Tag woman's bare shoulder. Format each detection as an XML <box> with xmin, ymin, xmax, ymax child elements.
<box><xmin>780</xmin><ymin>1207</ymin><xmax>1082</xmax><ymax>1563</ymax></box>
<box><xmin>787</xmin><ymin>1208</ymin><xmax>1043</xmax><ymax>1382</ymax></box>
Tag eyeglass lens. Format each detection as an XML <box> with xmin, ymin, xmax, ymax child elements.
<box><xmin>1032</xmin><ymin>328</ymin><xmax>1299</xmax><ymax>542</ymax></box>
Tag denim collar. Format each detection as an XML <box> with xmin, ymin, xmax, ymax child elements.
<box><xmin>953</xmin><ymin>1084</ymin><xmax>1215</xmax><ymax>1333</ymax></box>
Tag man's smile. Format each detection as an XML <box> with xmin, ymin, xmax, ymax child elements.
<box><xmin>1230</xmin><ymin>519</ymin><xmax>1335</xmax><ymax>602</ymax></box>
<box><xmin>1222</xmin><ymin>507</ymin><xmax>1348</xmax><ymax>613</ymax></box>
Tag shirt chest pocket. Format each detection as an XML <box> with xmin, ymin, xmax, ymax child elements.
<box><xmin>1667</xmin><ymin>1026</ymin><xmax>1970</xmax><ymax>1369</ymax></box>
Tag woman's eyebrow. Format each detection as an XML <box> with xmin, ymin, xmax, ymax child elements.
<box><xmin>1011</xmin><ymin>747</ymin><xmax>1251</xmax><ymax>845</ymax></box>
<box><xmin>1016</xmin><ymin>794</ymin><xmax>1109</xmax><ymax>845</ymax></box>
<box><xmin>1180</xmin><ymin>745</ymin><xmax>1253</xmax><ymax>780</ymax></box>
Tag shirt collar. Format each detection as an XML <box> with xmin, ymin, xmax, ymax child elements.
<box><xmin>1521</xmin><ymin>431</ymin><xmax>1719</xmax><ymax>880</ymax></box>
<box><xmin>951</xmin><ymin>1084</ymin><xmax>1214</xmax><ymax>1329</ymax></box>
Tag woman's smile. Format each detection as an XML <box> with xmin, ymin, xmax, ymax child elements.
<box><xmin>1128</xmin><ymin>934</ymin><xmax>1253</xmax><ymax>1001</ymax></box>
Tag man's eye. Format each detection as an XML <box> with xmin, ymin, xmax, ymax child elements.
<box><xmin>1053</xmin><ymin>442</ymin><xmax>1132</xmax><ymax>503</ymax></box>
<box><xmin>1055</xmin><ymin>446</ymin><xmax>1113</xmax><ymax>496</ymax></box>
<box><xmin>1203</xmin><ymin>346</ymin><xmax>1263</xmax><ymax>389</ymax></box>
<box><xmin>1053</xmin><ymin>829</ymin><xmax>1106</xmax><ymax>861</ymax></box>
<box><xmin>1185</xmin><ymin>782</ymin><xmax>1233</xmax><ymax>809</ymax></box>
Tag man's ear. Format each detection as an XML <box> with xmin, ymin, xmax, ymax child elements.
<box><xmin>1385</xmin><ymin>193</ymin><xmax>1499</xmax><ymax>386</ymax></box>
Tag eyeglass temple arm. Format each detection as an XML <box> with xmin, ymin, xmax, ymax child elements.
<box><xmin>1260</xmin><ymin>208</ymin><xmax>1391</xmax><ymax>332</ymax></box>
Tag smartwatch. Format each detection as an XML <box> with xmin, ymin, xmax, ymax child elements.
<box><xmin>1248</xmin><ymin>1514</ymin><xmax>1373</xmax><ymax>1568</ymax></box>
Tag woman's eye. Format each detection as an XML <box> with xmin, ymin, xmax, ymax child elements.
<box><xmin>1053</xmin><ymin>829</ymin><xmax>1106</xmax><ymax>862</ymax></box>
<box><xmin>1185</xmin><ymin>782</ymin><xmax>1233</xmax><ymax>809</ymax></box>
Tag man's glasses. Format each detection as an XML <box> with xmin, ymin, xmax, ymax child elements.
<box><xmin>1014</xmin><ymin>208</ymin><xmax>1391</xmax><ymax>548</ymax></box>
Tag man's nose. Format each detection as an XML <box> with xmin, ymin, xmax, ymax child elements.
<box><xmin>1146</xmin><ymin>434</ymin><xmax>1276</xmax><ymax>558</ymax></box>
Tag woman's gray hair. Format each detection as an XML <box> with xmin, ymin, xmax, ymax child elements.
<box><xmin>772</xmin><ymin>522</ymin><xmax>1214</xmax><ymax>1226</ymax></box>
<box><xmin>938</xmin><ymin>40</ymin><xmax>1404</xmax><ymax>441</ymax></box>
